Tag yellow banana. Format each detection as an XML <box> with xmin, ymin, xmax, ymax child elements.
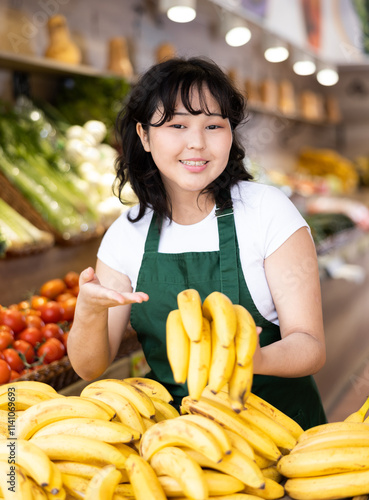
<box><xmin>181</xmin><ymin>396</ymin><xmax>281</xmax><ymax>462</ymax></box>
<box><xmin>30</xmin><ymin>434</ymin><xmax>127</xmax><ymax>468</ymax></box>
<box><xmin>159</xmin><ymin>469</ymin><xmax>245</xmax><ymax>497</ymax></box>
<box><xmin>243</xmin><ymin>477</ymin><xmax>285</xmax><ymax>499</ymax></box>
<box><xmin>228</xmin><ymin>360</ymin><xmax>253</xmax><ymax>412</ymax></box>
<box><xmin>79</xmin><ymin>388</ymin><xmax>145</xmax><ymax>434</ymax></box>
<box><xmin>16</xmin><ymin>396</ymin><xmax>113</xmax><ymax>440</ymax></box>
<box><xmin>125</xmin><ymin>453</ymin><xmax>167</xmax><ymax>500</ymax></box>
<box><xmin>187</xmin><ymin>317</ymin><xmax>212</xmax><ymax>401</ymax></box>
<box><xmin>139</xmin><ymin>416</ymin><xmax>224</xmax><ymax>463</ymax></box>
<box><xmin>61</xmin><ymin>472</ymin><xmax>88</xmax><ymax>499</ymax></box>
<box><xmin>81</xmin><ymin>379</ymin><xmax>156</xmax><ymax>419</ymax></box>
<box><xmin>54</xmin><ymin>461</ymin><xmax>104</xmax><ymax>480</ymax></box>
<box><xmin>202</xmin><ymin>291</ymin><xmax>237</xmax><ymax>347</ymax></box>
<box><xmin>30</xmin><ymin>416</ymin><xmax>140</xmax><ymax>443</ymax></box>
<box><xmin>150</xmin><ymin>397</ymin><xmax>180</xmax><ymax>420</ymax></box>
<box><xmin>224</xmin><ymin>428</ymin><xmax>255</xmax><ymax>459</ymax></box>
<box><xmin>0</xmin><ymin>439</ymin><xmax>53</xmax><ymax>489</ymax></box>
<box><xmin>233</xmin><ymin>304</ymin><xmax>258</xmax><ymax>366</ymax></box>
<box><xmin>0</xmin><ymin>460</ymin><xmax>33</xmax><ymax>499</ymax></box>
<box><xmin>278</xmin><ymin>446</ymin><xmax>369</xmax><ymax>477</ymax></box>
<box><xmin>142</xmin><ymin>416</ymin><xmax>157</xmax><ymax>429</ymax></box>
<box><xmin>180</xmin><ymin>414</ymin><xmax>232</xmax><ymax>455</ymax></box>
<box><xmin>291</xmin><ymin>427</ymin><xmax>369</xmax><ymax>454</ymax></box>
<box><xmin>166</xmin><ymin>309</ymin><xmax>190</xmax><ymax>384</ymax></box>
<box><xmin>345</xmin><ymin>395</ymin><xmax>369</xmax><ymax>422</ymax></box>
<box><xmin>113</xmin><ymin>441</ymin><xmax>139</xmax><ymax>458</ymax></box>
<box><xmin>0</xmin><ymin>381</ymin><xmax>58</xmax><ymax>397</ymax></box>
<box><xmin>262</xmin><ymin>465</ymin><xmax>283</xmax><ymax>483</ymax></box>
<box><xmin>285</xmin><ymin>469</ymin><xmax>369</xmax><ymax>500</ymax></box>
<box><xmin>114</xmin><ymin>483</ymin><xmax>135</xmax><ymax>495</ymax></box>
<box><xmin>45</xmin><ymin>460</ymin><xmax>64</xmax><ymax>498</ymax></box>
<box><xmin>84</xmin><ymin>464</ymin><xmax>122</xmax><ymax>500</ymax></box>
<box><xmin>208</xmin><ymin>326</ymin><xmax>236</xmax><ymax>394</ymax></box>
<box><xmin>0</xmin><ymin>389</ymin><xmax>63</xmax><ymax>411</ymax></box>
<box><xmin>182</xmin><ymin>446</ymin><xmax>265</xmax><ymax>489</ymax></box>
<box><xmin>150</xmin><ymin>446</ymin><xmax>208</xmax><ymax>500</ymax></box>
<box><xmin>254</xmin><ymin>454</ymin><xmax>276</xmax><ymax>469</ymax></box>
<box><xmin>28</xmin><ymin>479</ymin><xmax>48</xmax><ymax>499</ymax></box>
<box><xmin>123</xmin><ymin>377</ymin><xmax>173</xmax><ymax>403</ymax></box>
<box><xmin>78</xmin><ymin>396</ymin><xmax>117</xmax><ymax>420</ymax></box>
<box><xmin>246</xmin><ymin>391</ymin><xmax>304</xmax><ymax>440</ymax></box>
<box><xmin>297</xmin><ymin>421</ymin><xmax>369</xmax><ymax>444</ymax></box>
<box><xmin>177</xmin><ymin>288</ymin><xmax>203</xmax><ymax>342</ymax></box>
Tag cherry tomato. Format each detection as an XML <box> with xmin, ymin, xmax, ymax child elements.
<box><xmin>56</xmin><ymin>292</ymin><xmax>74</xmax><ymax>303</ymax></box>
<box><xmin>17</xmin><ymin>327</ymin><xmax>44</xmax><ymax>347</ymax></box>
<box><xmin>40</xmin><ymin>301</ymin><xmax>64</xmax><ymax>324</ymax></box>
<box><xmin>64</xmin><ymin>271</ymin><xmax>79</xmax><ymax>289</ymax></box>
<box><xmin>41</xmin><ymin>323</ymin><xmax>63</xmax><ymax>341</ymax></box>
<box><xmin>30</xmin><ymin>295</ymin><xmax>49</xmax><ymax>311</ymax></box>
<box><xmin>10</xmin><ymin>370</ymin><xmax>21</xmax><ymax>381</ymax></box>
<box><xmin>0</xmin><ymin>352</ymin><xmax>5</xmax><ymax>360</ymax></box>
<box><xmin>0</xmin><ymin>325</ymin><xmax>14</xmax><ymax>337</ymax></box>
<box><xmin>40</xmin><ymin>279</ymin><xmax>67</xmax><ymax>299</ymax></box>
<box><xmin>0</xmin><ymin>309</ymin><xmax>26</xmax><ymax>334</ymax></box>
<box><xmin>0</xmin><ymin>359</ymin><xmax>11</xmax><ymax>384</ymax></box>
<box><xmin>2</xmin><ymin>348</ymin><xmax>25</xmax><ymax>372</ymax></box>
<box><xmin>70</xmin><ymin>285</ymin><xmax>79</xmax><ymax>297</ymax></box>
<box><xmin>61</xmin><ymin>331</ymin><xmax>69</xmax><ymax>352</ymax></box>
<box><xmin>18</xmin><ymin>300</ymin><xmax>31</xmax><ymax>311</ymax></box>
<box><xmin>0</xmin><ymin>331</ymin><xmax>14</xmax><ymax>350</ymax></box>
<box><xmin>60</xmin><ymin>297</ymin><xmax>77</xmax><ymax>322</ymax></box>
<box><xmin>13</xmin><ymin>339</ymin><xmax>36</xmax><ymax>364</ymax></box>
<box><xmin>25</xmin><ymin>315</ymin><xmax>45</xmax><ymax>330</ymax></box>
<box><xmin>37</xmin><ymin>338</ymin><xmax>65</xmax><ymax>364</ymax></box>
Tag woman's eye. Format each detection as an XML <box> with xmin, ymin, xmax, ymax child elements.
<box><xmin>170</xmin><ymin>124</ymin><xmax>185</xmax><ymax>129</ymax></box>
<box><xmin>207</xmin><ymin>125</ymin><xmax>221</xmax><ymax>130</ymax></box>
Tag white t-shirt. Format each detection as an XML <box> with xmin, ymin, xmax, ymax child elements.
<box><xmin>97</xmin><ymin>181</ymin><xmax>309</xmax><ymax>325</ymax></box>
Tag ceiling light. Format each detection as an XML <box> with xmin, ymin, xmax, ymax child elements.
<box><xmin>223</xmin><ymin>13</ymin><xmax>251</xmax><ymax>47</ymax></box>
<box><xmin>263</xmin><ymin>36</ymin><xmax>289</xmax><ymax>63</ymax></box>
<box><xmin>316</xmin><ymin>65</ymin><xmax>339</xmax><ymax>86</ymax></box>
<box><xmin>292</xmin><ymin>51</ymin><xmax>316</xmax><ymax>75</ymax></box>
<box><xmin>159</xmin><ymin>0</ymin><xmax>197</xmax><ymax>23</ymax></box>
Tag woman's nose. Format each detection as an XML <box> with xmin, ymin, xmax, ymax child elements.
<box><xmin>187</xmin><ymin>129</ymin><xmax>205</xmax><ymax>150</ymax></box>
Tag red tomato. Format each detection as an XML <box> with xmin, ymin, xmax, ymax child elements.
<box><xmin>56</xmin><ymin>292</ymin><xmax>74</xmax><ymax>303</ymax></box>
<box><xmin>10</xmin><ymin>370</ymin><xmax>21</xmax><ymax>381</ymax></box>
<box><xmin>40</xmin><ymin>279</ymin><xmax>67</xmax><ymax>299</ymax></box>
<box><xmin>18</xmin><ymin>300</ymin><xmax>31</xmax><ymax>311</ymax></box>
<box><xmin>64</xmin><ymin>271</ymin><xmax>79</xmax><ymax>289</ymax></box>
<box><xmin>61</xmin><ymin>297</ymin><xmax>77</xmax><ymax>322</ymax></box>
<box><xmin>61</xmin><ymin>331</ymin><xmax>69</xmax><ymax>352</ymax></box>
<box><xmin>13</xmin><ymin>340</ymin><xmax>35</xmax><ymax>364</ymax></box>
<box><xmin>40</xmin><ymin>301</ymin><xmax>64</xmax><ymax>324</ymax></box>
<box><xmin>0</xmin><ymin>359</ymin><xmax>11</xmax><ymax>384</ymax></box>
<box><xmin>0</xmin><ymin>309</ymin><xmax>26</xmax><ymax>334</ymax></box>
<box><xmin>41</xmin><ymin>323</ymin><xmax>63</xmax><ymax>341</ymax></box>
<box><xmin>17</xmin><ymin>327</ymin><xmax>44</xmax><ymax>347</ymax></box>
<box><xmin>2</xmin><ymin>348</ymin><xmax>25</xmax><ymax>372</ymax></box>
<box><xmin>37</xmin><ymin>338</ymin><xmax>65</xmax><ymax>364</ymax></box>
<box><xmin>30</xmin><ymin>295</ymin><xmax>49</xmax><ymax>311</ymax></box>
<box><xmin>0</xmin><ymin>352</ymin><xmax>5</xmax><ymax>360</ymax></box>
<box><xmin>70</xmin><ymin>285</ymin><xmax>79</xmax><ymax>297</ymax></box>
<box><xmin>0</xmin><ymin>325</ymin><xmax>14</xmax><ymax>337</ymax></box>
<box><xmin>25</xmin><ymin>315</ymin><xmax>45</xmax><ymax>330</ymax></box>
<box><xmin>0</xmin><ymin>331</ymin><xmax>14</xmax><ymax>350</ymax></box>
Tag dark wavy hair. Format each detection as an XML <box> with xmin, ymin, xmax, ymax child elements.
<box><xmin>114</xmin><ymin>56</ymin><xmax>252</xmax><ymax>222</ymax></box>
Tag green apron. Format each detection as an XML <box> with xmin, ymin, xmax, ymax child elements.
<box><xmin>130</xmin><ymin>201</ymin><xmax>327</xmax><ymax>430</ymax></box>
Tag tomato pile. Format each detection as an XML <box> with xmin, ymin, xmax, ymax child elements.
<box><xmin>0</xmin><ymin>271</ymin><xmax>79</xmax><ymax>384</ymax></box>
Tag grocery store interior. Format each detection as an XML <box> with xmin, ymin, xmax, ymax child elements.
<box><xmin>0</xmin><ymin>0</ymin><xmax>369</xmax><ymax>422</ymax></box>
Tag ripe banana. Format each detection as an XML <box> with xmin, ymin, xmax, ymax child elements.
<box><xmin>0</xmin><ymin>389</ymin><xmax>62</xmax><ymax>411</ymax></box>
<box><xmin>246</xmin><ymin>391</ymin><xmax>304</xmax><ymax>440</ymax></box>
<box><xmin>202</xmin><ymin>291</ymin><xmax>237</xmax><ymax>347</ymax></box>
<box><xmin>139</xmin><ymin>416</ymin><xmax>224</xmax><ymax>463</ymax></box>
<box><xmin>84</xmin><ymin>464</ymin><xmax>122</xmax><ymax>500</ymax></box>
<box><xmin>16</xmin><ymin>396</ymin><xmax>113</xmax><ymax>440</ymax></box>
<box><xmin>285</xmin><ymin>469</ymin><xmax>369</xmax><ymax>500</ymax></box>
<box><xmin>179</xmin><ymin>414</ymin><xmax>232</xmax><ymax>456</ymax></box>
<box><xmin>45</xmin><ymin>460</ymin><xmax>64</xmax><ymax>497</ymax></box>
<box><xmin>181</xmin><ymin>396</ymin><xmax>281</xmax><ymax>462</ymax></box>
<box><xmin>233</xmin><ymin>304</ymin><xmax>258</xmax><ymax>366</ymax></box>
<box><xmin>228</xmin><ymin>360</ymin><xmax>253</xmax><ymax>412</ymax></box>
<box><xmin>208</xmin><ymin>326</ymin><xmax>236</xmax><ymax>394</ymax></box>
<box><xmin>0</xmin><ymin>460</ymin><xmax>33</xmax><ymax>499</ymax></box>
<box><xmin>30</xmin><ymin>434</ymin><xmax>127</xmax><ymax>468</ymax></box>
<box><xmin>30</xmin><ymin>416</ymin><xmax>140</xmax><ymax>443</ymax></box>
<box><xmin>61</xmin><ymin>472</ymin><xmax>88</xmax><ymax>499</ymax></box>
<box><xmin>54</xmin><ymin>461</ymin><xmax>103</xmax><ymax>480</ymax></box>
<box><xmin>0</xmin><ymin>380</ymin><xmax>58</xmax><ymax>397</ymax></box>
<box><xmin>223</xmin><ymin>428</ymin><xmax>255</xmax><ymax>459</ymax></box>
<box><xmin>150</xmin><ymin>397</ymin><xmax>179</xmax><ymax>420</ymax></box>
<box><xmin>182</xmin><ymin>446</ymin><xmax>265</xmax><ymax>489</ymax></box>
<box><xmin>243</xmin><ymin>476</ymin><xmax>285</xmax><ymax>499</ymax></box>
<box><xmin>125</xmin><ymin>453</ymin><xmax>167</xmax><ymax>500</ymax></box>
<box><xmin>158</xmin><ymin>469</ymin><xmax>245</xmax><ymax>497</ymax></box>
<box><xmin>291</xmin><ymin>427</ymin><xmax>369</xmax><ymax>454</ymax></box>
<box><xmin>0</xmin><ymin>439</ymin><xmax>53</xmax><ymax>489</ymax></box>
<box><xmin>344</xmin><ymin>395</ymin><xmax>369</xmax><ymax>422</ymax></box>
<box><xmin>166</xmin><ymin>309</ymin><xmax>190</xmax><ymax>384</ymax></box>
<box><xmin>150</xmin><ymin>446</ymin><xmax>208</xmax><ymax>500</ymax></box>
<box><xmin>81</xmin><ymin>379</ymin><xmax>156</xmax><ymax>419</ymax></box>
<box><xmin>177</xmin><ymin>288</ymin><xmax>203</xmax><ymax>342</ymax></box>
<box><xmin>278</xmin><ymin>447</ymin><xmax>369</xmax><ymax>477</ymax></box>
<box><xmin>187</xmin><ymin>317</ymin><xmax>212</xmax><ymax>400</ymax></box>
<box><xmin>28</xmin><ymin>479</ymin><xmax>48</xmax><ymax>499</ymax></box>
<box><xmin>262</xmin><ymin>465</ymin><xmax>283</xmax><ymax>483</ymax></box>
<box><xmin>78</xmin><ymin>396</ymin><xmax>117</xmax><ymax>420</ymax></box>
<box><xmin>124</xmin><ymin>377</ymin><xmax>173</xmax><ymax>403</ymax></box>
<box><xmin>79</xmin><ymin>388</ymin><xmax>145</xmax><ymax>434</ymax></box>
<box><xmin>297</xmin><ymin>421</ymin><xmax>369</xmax><ymax>444</ymax></box>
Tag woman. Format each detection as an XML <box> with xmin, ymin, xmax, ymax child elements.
<box><xmin>68</xmin><ymin>57</ymin><xmax>327</xmax><ymax>428</ymax></box>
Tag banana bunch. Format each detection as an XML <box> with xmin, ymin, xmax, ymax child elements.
<box><xmin>279</xmin><ymin>395</ymin><xmax>369</xmax><ymax>500</ymax></box>
<box><xmin>167</xmin><ymin>289</ymin><xmax>258</xmax><ymax>411</ymax></box>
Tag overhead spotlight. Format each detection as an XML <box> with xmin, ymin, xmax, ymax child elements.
<box><xmin>223</xmin><ymin>12</ymin><xmax>251</xmax><ymax>47</ymax></box>
<box><xmin>263</xmin><ymin>35</ymin><xmax>289</xmax><ymax>63</ymax></box>
<box><xmin>292</xmin><ymin>51</ymin><xmax>316</xmax><ymax>75</ymax></box>
<box><xmin>159</xmin><ymin>0</ymin><xmax>197</xmax><ymax>23</ymax></box>
<box><xmin>316</xmin><ymin>64</ymin><xmax>339</xmax><ymax>86</ymax></box>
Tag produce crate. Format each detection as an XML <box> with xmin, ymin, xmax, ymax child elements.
<box><xmin>0</xmin><ymin>171</ymin><xmax>105</xmax><ymax>245</ymax></box>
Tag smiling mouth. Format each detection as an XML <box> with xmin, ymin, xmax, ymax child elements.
<box><xmin>180</xmin><ymin>160</ymin><xmax>208</xmax><ymax>166</ymax></box>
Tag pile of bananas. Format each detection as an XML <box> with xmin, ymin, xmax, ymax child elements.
<box><xmin>167</xmin><ymin>289</ymin><xmax>258</xmax><ymax>411</ymax></box>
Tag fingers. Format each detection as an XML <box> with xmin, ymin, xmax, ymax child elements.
<box><xmin>79</xmin><ymin>267</ymin><xmax>98</xmax><ymax>285</ymax></box>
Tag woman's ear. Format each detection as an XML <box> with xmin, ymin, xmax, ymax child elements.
<box><xmin>136</xmin><ymin>123</ymin><xmax>151</xmax><ymax>152</ymax></box>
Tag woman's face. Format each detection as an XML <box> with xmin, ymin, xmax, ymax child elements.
<box><xmin>136</xmin><ymin>86</ymin><xmax>233</xmax><ymax>200</ymax></box>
